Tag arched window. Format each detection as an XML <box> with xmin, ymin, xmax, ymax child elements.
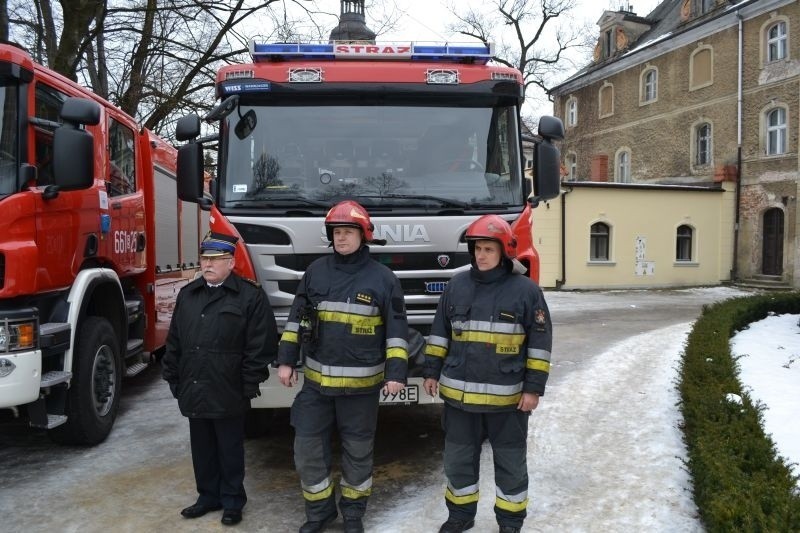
<box><xmin>599</xmin><ymin>83</ymin><xmax>614</xmax><ymax>118</ymax></box>
<box><xmin>689</xmin><ymin>46</ymin><xmax>713</xmax><ymax>90</ymax></box>
<box><xmin>695</xmin><ymin>123</ymin><xmax>712</xmax><ymax>166</ymax></box>
<box><xmin>615</xmin><ymin>149</ymin><xmax>631</xmax><ymax>183</ymax></box>
<box><xmin>590</xmin><ymin>222</ymin><xmax>610</xmax><ymax>261</ymax></box>
<box><xmin>568</xmin><ymin>152</ymin><xmax>578</xmax><ymax>180</ymax></box>
<box><xmin>676</xmin><ymin>225</ymin><xmax>693</xmax><ymax>261</ymax></box>
<box><xmin>766</xmin><ymin>108</ymin><xmax>787</xmax><ymax>155</ymax></box>
<box><xmin>767</xmin><ymin>21</ymin><xmax>787</xmax><ymax>62</ymax></box>
<box><xmin>566</xmin><ymin>97</ymin><xmax>577</xmax><ymax>127</ymax></box>
<box><xmin>641</xmin><ymin>68</ymin><xmax>658</xmax><ymax>103</ymax></box>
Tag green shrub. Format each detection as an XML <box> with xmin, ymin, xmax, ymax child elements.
<box><xmin>679</xmin><ymin>292</ymin><xmax>800</xmax><ymax>532</ymax></box>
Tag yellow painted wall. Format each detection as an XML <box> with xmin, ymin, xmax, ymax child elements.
<box><xmin>533</xmin><ymin>182</ymin><xmax>736</xmax><ymax>289</ymax></box>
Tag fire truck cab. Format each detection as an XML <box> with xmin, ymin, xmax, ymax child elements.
<box><xmin>0</xmin><ymin>43</ymin><xmax>203</xmax><ymax>444</ymax></box>
<box><xmin>175</xmin><ymin>41</ymin><xmax>563</xmax><ymax>414</ymax></box>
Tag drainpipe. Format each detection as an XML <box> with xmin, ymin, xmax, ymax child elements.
<box><xmin>731</xmin><ymin>10</ymin><xmax>743</xmax><ymax>281</ymax></box>
<box><xmin>556</xmin><ymin>186</ymin><xmax>571</xmax><ymax>288</ymax></box>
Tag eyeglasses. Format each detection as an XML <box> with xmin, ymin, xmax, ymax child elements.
<box><xmin>200</xmin><ymin>255</ymin><xmax>233</xmax><ymax>263</ymax></box>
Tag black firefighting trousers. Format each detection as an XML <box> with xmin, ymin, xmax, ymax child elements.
<box><xmin>291</xmin><ymin>384</ymin><xmax>380</xmax><ymax>521</ymax></box>
<box><xmin>442</xmin><ymin>403</ymin><xmax>530</xmax><ymax>528</ymax></box>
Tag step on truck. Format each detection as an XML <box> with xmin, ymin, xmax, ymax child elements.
<box><xmin>0</xmin><ymin>42</ymin><xmax>207</xmax><ymax>444</ymax></box>
<box><xmin>173</xmin><ymin>41</ymin><xmax>563</xmax><ymax>418</ymax></box>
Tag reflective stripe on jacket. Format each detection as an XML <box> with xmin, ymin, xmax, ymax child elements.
<box><xmin>278</xmin><ymin>245</ymin><xmax>409</xmax><ymax>394</ymax></box>
<box><xmin>423</xmin><ymin>265</ymin><xmax>552</xmax><ymax>412</ymax></box>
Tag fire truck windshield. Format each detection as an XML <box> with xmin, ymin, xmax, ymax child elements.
<box><xmin>0</xmin><ymin>84</ymin><xmax>19</xmax><ymax>196</ymax></box>
<box><xmin>220</xmin><ymin>104</ymin><xmax>522</xmax><ymax>210</ymax></box>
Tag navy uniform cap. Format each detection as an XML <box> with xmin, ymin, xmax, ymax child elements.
<box><xmin>200</xmin><ymin>232</ymin><xmax>238</xmax><ymax>257</ymax></box>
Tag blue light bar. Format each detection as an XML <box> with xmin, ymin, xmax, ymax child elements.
<box><xmin>249</xmin><ymin>41</ymin><xmax>494</xmax><ymax>64</ymax></box>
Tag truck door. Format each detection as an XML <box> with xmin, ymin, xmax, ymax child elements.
<box><xmin>104</xmin><ymin>118</ymin><xmax>145</xmax><ymax>274</ymax></box>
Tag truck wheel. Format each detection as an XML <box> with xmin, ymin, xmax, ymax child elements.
<box><xmin>50</xmin><ymin>317</ymin><xmax>122</xmax><ymax>445</ymax></box>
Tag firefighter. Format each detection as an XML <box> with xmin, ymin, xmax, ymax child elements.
<box><xmin>162</xmin><ymin>231</ymin><xmax>278</xmax><ymax>526</ymax></box>
<box><xmin>422</xmin><ymin>215</ymin><xmax>552</xmax><ymax>533</ymax></box>
<box><xmin>277</xmin><ymin>200</ymin><xmax>409</xmax><ymax>533</ymax></box>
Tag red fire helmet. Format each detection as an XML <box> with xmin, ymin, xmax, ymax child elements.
<box><xmin>465</xmin><ymin>214</ymin><xmax>517</xmax><ymax>259</ymax></box>
<box><xmin>324</xmin><ymin>200</ymin><xmax>374</xmax><ymax>242</ymax></box>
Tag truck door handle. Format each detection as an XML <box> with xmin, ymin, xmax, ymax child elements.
<box><xmin>112</xmin><ymin>202</ymin><xmax>122</xmax><ymax>209</ymax></box>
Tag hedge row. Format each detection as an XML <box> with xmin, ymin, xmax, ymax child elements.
<box><xmin>679</xmin><ymin>291</ymin><xmax>800</xmax><ymax>532</ymax></box>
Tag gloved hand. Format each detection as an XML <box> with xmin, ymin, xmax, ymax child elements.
<box><xmin>244</xmin><ymin>384</ymin><xmax>261</xmax><ymax>399</ymax></box>
<box><xmin>168</xmin><ymin>382</ymin><xmax>178</xmax><ymax>399</ymax></box>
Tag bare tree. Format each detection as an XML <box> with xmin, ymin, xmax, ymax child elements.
<box><xmin>447</xmin><ymin>0</ymin><xmax>593</xmax><ymax>120</ymax></box>
<box><xmin>1</xmin><ymin>0</ymin><xmax>402</xmax><ymax>137</ymax></box>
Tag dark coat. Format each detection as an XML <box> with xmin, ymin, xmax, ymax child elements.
<box><xmin>162</xmin><ymin>272</ymin><xmax>278</xmax><ymax>418</ymax></box>
<box><xmin>423</xmin><ymin>263</ymin><xmax>552</xmax><ymax>412</ymax></box>
<box><xmin>277</xmin><ymin>245</ymin><xmax>409</xmax><ymax>395</ymax></box>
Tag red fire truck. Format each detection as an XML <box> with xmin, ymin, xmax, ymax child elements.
<box><xmin>174</xmin><ymin>41</ymin><xmax>562</xmax><ymax>414</ymax></box>
<box><xmin>0</xmin><ymin>43</ymin><xmax>206</xmax><ymax>444</ymax></box>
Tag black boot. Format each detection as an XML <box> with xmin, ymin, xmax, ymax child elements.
<box><xmin>343</xmin><ymin>516</ymin><xmax>365</xmax><ymax>533</ymax></box>
<box><xmin>438</xmin><ymin>518</ymin><xmax>475</xmax><ymax>533</ymax></box>
<box><xmin>299</xmin><ymin>511</ymin><xmax>337</xmax><ymax>533</ymax></box>
<box><xmin>498</xmin><ymin>527</ymin><xmax>521</xmax><ymax>533</ymax></box>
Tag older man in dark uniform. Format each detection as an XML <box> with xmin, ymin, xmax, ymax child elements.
<box><xmin>162</xmin><ymin>231</ymin><xmax>278</xmax><ymax>526</ymax></box>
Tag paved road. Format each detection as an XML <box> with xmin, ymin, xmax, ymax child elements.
<box><xmin>0</xmin><ymin>287</ymin><xmax>753</xmax><ymax>532</ymax></box>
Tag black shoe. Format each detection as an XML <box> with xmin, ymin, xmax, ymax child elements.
<box><xmin>299</xmin><ymin>511</ymin><xmax>338</xmax><ymax>533</ymax></box>
<box><xmin>180</xmin><ymin>503</ymin><xmax>222</xmax><ymax>518</ymax></box>
<box><xmin>343</xmin><ymin>516</ymin><xmax>364</xmax><ymax>533</ymax></box>
<box><xmin>221</xmin><ymin>509</ymin><xmax>242</xmax><ymax>526</ymax></box>
<box><xmin>438</xmin><ymin>518</ymin><xmax>475</xmax><ymax>533</ymax></box>
<box><xmin>498</xmin><ymin>527</ymin><xmax>521</xmax><ymax>533</ymax></box>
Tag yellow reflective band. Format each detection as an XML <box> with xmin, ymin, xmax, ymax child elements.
<box><xmin>303</xmin><ymin>484</ymin><xmax>334</xmax><ymax>502</ymax></box>
<box><xmin>318</xmin><ymin>310</ymin><xmax>383</xmax><ymax>327</ymax></box>
<box><xmin>351</xmin><ymin>324</ymin><xmax>375</xmax><ymax>335</ymax></box>
<box><xmin>454</xmin><ymin>331</ymin><xmax>526</xmax><ymax>346</ymax></box>
<box><xmin>440</xmin><ymin>384</ymin><xmax>520</xmax><ymax>406</ymax></box>
<box><xmin>526</xmin><ymin>359</ymin><xmax>551</xmax><ymax>372</ymax></box>
<box><xmin>386</xmin><ymin>347</ymin><xmax>408</xmax><ymax>360</ymax></box>
<box><xmin>281</xmin><ymin>331</ymin><xmax>299</xmax><ymax>343</ymax></box>
<box><xmin>340</xmin><ymin>485</ymin><xmax>372</xmax><ymax>499</ymax></box>
<box><xmin>304</xmin><ymin>367</ymin><xmax>385</xmax><ymax>389</ymax></box>
<box><xmin>425</xmin><ymin>345</ymin><xmax>447</xmax><ymax>358</ymax></box>
<box><xmin>446</xmin><ymin>487</ymin><xmax>479</xmax><ymax>505</ymax></box>
<box><xmin>495</xmin><ymin>496</ymin><xmax>528</xmax><ymax>513</ymax></box>
<box><xmin>496</xmin><ymin>344</ymin><xmax>520</xmax><ymax>355</ymax></box>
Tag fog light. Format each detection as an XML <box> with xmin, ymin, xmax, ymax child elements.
<box><xmin>0</xmin><ymin>358</ymin><xmax>15</xmax><ymax>377</ymax></box>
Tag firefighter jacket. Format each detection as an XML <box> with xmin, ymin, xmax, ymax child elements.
<box><xmin>422</xmin><ymin>263</ymin><xmax>552</xmax><ymax>412</ymax></box>
<box><xmin>162</xmin><ymin>273</ymin><xmax>278</xmax><ymax>418</ymax></box>
<box><xmin>277</xmin><ymin>245</ymin><xmax>409</xmax><ymax>395</ymax></box>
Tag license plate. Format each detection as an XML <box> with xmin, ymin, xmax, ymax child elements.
<box><xmin>379</xmin><ymin>384</ymin><xmax>418</xmax><ymax>404</ymax></box>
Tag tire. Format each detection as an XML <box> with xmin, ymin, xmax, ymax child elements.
<box><xmin>50</xmin><ymin>317</ymin><xmax>122</xmax><ymax>445</ymax></box>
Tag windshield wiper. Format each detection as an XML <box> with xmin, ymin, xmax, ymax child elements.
<box><xmin>229</xmin><ymin>196</ymin><xmax>330</xmax><ymax>208</ymax></box>
<box><xmin>361</xmin><ymin>193</ymin><xmax>469</xmax><ymax>208</ymax></box>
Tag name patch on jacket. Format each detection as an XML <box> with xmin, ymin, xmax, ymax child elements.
<box><xmin>355</xmin><ymin>292</ymin><xmax>373</xmax><ymax>305</ymax></box>
<box><xmin>352</xmin><ymin>324</ymin><xmax>375</xmax><ymax>335</ymax></box>
<box><xmin>496</xmin><ymin>344</ymin><xmax>520</xmax><ymax>355</ymax></box>
<box><xmin>498</xmin><ymin>311</ymin><xmax>516</xmax><ymax>322</ymax></box>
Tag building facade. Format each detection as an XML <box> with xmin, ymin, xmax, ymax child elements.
<box><xmin>549</xmin><ymin>0</ymin><xmax>799</xmax><ymax>288</ymax></box>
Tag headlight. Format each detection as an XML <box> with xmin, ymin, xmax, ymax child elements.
<box><xmin>0</xmin><ymin>320</ymin><xmax>37</xmax><ymax>353</ymax></box>
<box><xmin>0</xmin><ymin>358</ymin><xmax>16</xmax><ymax>377</ymax></box>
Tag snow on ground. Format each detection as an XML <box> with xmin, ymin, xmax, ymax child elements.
<box><xmin>373</xmin><ymin>287</ymin><xmax>797</xmax><ymax>532</ymax></box>
<box><xmin>378</xmin><ymin>323</ymin><xmax>703</xmax><ymax>532</ymax></box>
<box><xmin>730</xmin><ymin>313</ymin><xmax>800</xmax><ymax>484</ymax></box>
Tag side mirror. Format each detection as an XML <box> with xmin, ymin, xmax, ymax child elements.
<box><xmin>176</xmin><ymin>114</ymin><xmax>201</xmax><ymax>142</ymax></box>
<box><xmin>52</xmin><ymin>97</ymin><xmax>101</xmax><ymax>192</ymax></box>
<box><xmin>177</xmin><ymin>143</ymin><xmax>204</xmax><ymax>203</ymax></box>
<box><xmin>538</xmin><ymin>115</ymin><xmax>565</xmax><ymax>142</ymax></box>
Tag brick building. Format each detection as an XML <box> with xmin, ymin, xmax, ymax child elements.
<box><xmin>549</xmin><ymin>0</ymin><xmax>799</xmax><ymax>288</ymax></box>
